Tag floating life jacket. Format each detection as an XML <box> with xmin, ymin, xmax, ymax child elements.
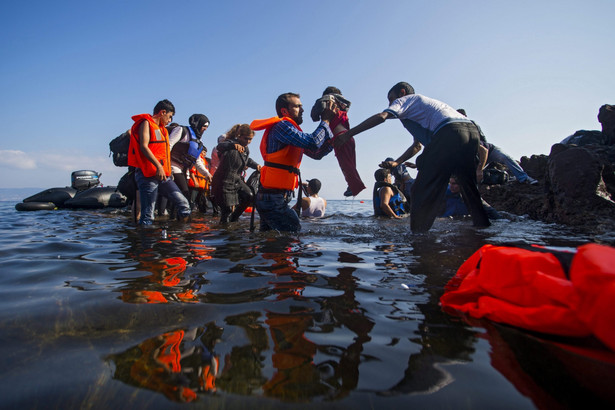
<box><xmin>251</xmin><ymin>116</ymin><xmax>303</xmax><ymax>190</ymax></box>
<box><xmin>171</xmin><ymin>126</ymin><xmax>205</xmax><ymax>171</ymax></box>
<box><xmin>373</xmin><ymin>182</ymin><xmax>407</xmax><ymax>216</ymax></box>
<box><xmin>128</xmin><ymin>114</ymin><xmax>171</xmax><ymax>178</ymax></box>
<box><xmin>440</xmin><ymin>243</ymin><xmax>615</xmax><ymax>351</ymax></box>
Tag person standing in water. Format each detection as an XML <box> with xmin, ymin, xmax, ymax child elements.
<box><xmin>336</xmin><ymin>82</ymin><xmax>490</xmax><ymax>233</ymax></box>
<box><xmin>210</xmin><ymin>124</ymin><xmax>261</xmax><ymax>223</ymax></box>
<box><xmin>127</xmin><ymin>99</ymin><xmax>191</xmax><ymax>225</ymax></box>
<box><xmin>251</xmin><ymin>92</ymin><xmax>336</xmax><ymax>232</ymax></box>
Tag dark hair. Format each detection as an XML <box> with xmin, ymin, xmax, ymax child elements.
<box><xmin>388</xmin><ymin>82</ymin><xmax>415</xmax><ymax>99</ymax></box>
<box><xmin>307</xmin><ymin>179</ymin><xmax>321</xmax><ymax>194</ymax></box>
<box><xmin>226</xmin><ymin>123</ymin><xmax>254</xmax><ymax>140</ymax></box>
<box><xmin>457</xmin><ymin>108</ymin><xmax>467</xmax><ymax>116</ymax></box>
<box><xmin>374</xmin><ymin>168</ymin><xmax>391</xmax><ymax>182</ymax></box>
<box><xmin>276</xmin><ymin>92</ymin><xmax>300</xmax><ymax>117</ymax></box>
<box><xmin>153</xmin><ymin>99</ymin><xmax>175</xmax><ymax>115</ymax></box>
<box><xmin>323</xmin><ymin>86</ymin><xmax>341</xmax><ymax>96</ymax></box>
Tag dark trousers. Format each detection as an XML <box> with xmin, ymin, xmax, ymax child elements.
<box><xmin>219</xmin><ymin>181</ymin><xmax>254</xmax><ymax>223</ymax></box>
<box><xmin>410</xmin><ymin>122</ymin><xmax>490</xmax><ymax>233</ymax></box>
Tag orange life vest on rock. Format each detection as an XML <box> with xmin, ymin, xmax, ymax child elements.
<box><xmin>440</xmin><ymin>243</ymin><xmax>615</xmax><ymax>351</ymax></box>
<box><xmin>128</xmin><ymin>113</ymin><xmax>171</xmax><ymax>178</ymax></box>
<box><xmin>251</xmin><ymin>116</ymin><xmax>303</xmax><ymax>190</ymax></box>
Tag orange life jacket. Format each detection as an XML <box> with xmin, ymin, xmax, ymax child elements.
<box><xmin>188</xmin><ymin>152</ymin><xmax>209</xmax><ymax>190</ymax></box>
<box><xmin>440</xmin><ymin>243</ymin><xmax>615</xmax><ymax>351</ymax></box>
<box><xmin>128</xmin><ymin>113</ymin><xmax>171</xmax><ymax>178</ymax></box>
<box><xmin>251</xmin><ymin>117</ymin><xmax>303</xmax><ymax>190</ymax></box>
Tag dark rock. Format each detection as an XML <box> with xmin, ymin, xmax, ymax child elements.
<box><xmin>480</xmin><ymin>141</ymin><xmax>615</xmax><ymax>240</ymax></box>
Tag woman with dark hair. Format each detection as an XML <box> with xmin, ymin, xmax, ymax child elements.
<box><xmin>210</xmin><ymin>124</ymin><xmax>261</xmax><ymax>223</ymax></box>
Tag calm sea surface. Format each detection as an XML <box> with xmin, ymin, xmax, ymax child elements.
<box><xmin>0</xmin><ymin>199</ymin><xmax>613</xmax><ymax>409</ymax></box>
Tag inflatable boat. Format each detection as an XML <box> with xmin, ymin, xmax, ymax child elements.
<box><xmin>15</xmin><ymin>170</ymin><xmax>127</xmax><ymax>211</ymax></box>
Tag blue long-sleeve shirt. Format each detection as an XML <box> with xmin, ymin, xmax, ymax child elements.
<box><xmin>265</xmin><ymin>120</ymin><xmax>334</xmax><ymax>159</ymax></box>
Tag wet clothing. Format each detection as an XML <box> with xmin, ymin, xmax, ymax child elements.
<box><xmin>135</xmin><ymin>170</ymin><xmax>190</xmax><ymax>225</ymax></box>
<box><xmin>128</xmin><ymin>114</ymin><xmax>190</xmax><ymax>225</ymax></box>
<box><xmin>373</xmin><ymin>182</ymin><xmax>407</xmax><ymax>217</ymax></box>
<box><xmin>302</xmin><ymin>196</ymin><xmax>326</xmax><ymax>218</ymax></box>
<box><xmin>211</xmin><ymin>139</ymin><xmax>259</xmax><ymax>223</ymax></box>
<box><xmin>330</xmin><ymin>111</ymin><xmax>366</xmax><ymax>196</ymax></box>
<box><xmin>439</xmin><ymin>188</ymin><xmax>468</xmax><ymax>217</ymax></box>
<box><xmin>250</xmin><ymin>116</ymin><xmax>333</xmax><ymax>232</ymax></box>
<box><xmin>385</xmin><ymin>95</ymin><xmax>490</xmax><ymax>232</ymax></box>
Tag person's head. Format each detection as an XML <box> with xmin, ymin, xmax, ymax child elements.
<box><xmin>153</xmin><ymin>99</ymin><xmax>175</xmax><ymax>126</ymax></box>
<box><xmin>375</xmin><ymin>168</ymin><xmax>392</xmax><ymax>183</ymax></box>
<box><xmin>323</xmin><ymin>86</ymin><xmax>341</xmax><ymax>96</ymax></box>
<box><xmin>227</xmin><ymin>123</ymin><xmax>254</xmax><ymax>146</ymax></box>
<box><xmin>457</xmin><ymin>108</ymin><xmax>467</xmax><ymax>117</ymax></box>
<box><xmin>306</xmin><ymin>179</ymin><xmax>321</xmax><ymax>194</ymax></box>
<box><xmin>387</xmin><ymin>82</ymin><xmax>415</xmax><ymax>104</ymax></box>
<box><xmin>449</xmin><ymin>176</ymin><xmax>460</xmax><ymax>194</ymax></box>
<box><xmin>189</xmin><ymin>114</ymin><xmax>210</xmax><ymax>138</ymax></box>
<box><xmin>276</xmin><ymin>92</ymin><xmax>303</xmax><ymax>124</ymax></box>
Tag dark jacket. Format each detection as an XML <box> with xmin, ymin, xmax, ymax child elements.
<box><xmin>211</xmin><ymin>139</ymin><xmax>259</xmax><ymax>207</ymax></box>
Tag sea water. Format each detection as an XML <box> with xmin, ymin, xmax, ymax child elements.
<box><xmin>0</xmin><ymin>200</ymin><xmax>613</xmax><ymax>409</ymax></box>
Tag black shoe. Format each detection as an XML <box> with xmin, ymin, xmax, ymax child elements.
<box><xmin>343</xmin><ymin>188</ymin><xmax>353</xmax><ymax>197</ymax></box>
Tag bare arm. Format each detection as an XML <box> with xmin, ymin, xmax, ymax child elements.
<box><xmin>380</xmin><ymin>187</ymin><xmax>401</xmax><ymax>219</ymax></box>
<box><xmin>138</xmin><ymin>121</ymin><xmax>166</xmax><ymax>181</ymax></box>
<box><xmin>379</xmin><ymin>141</ymin><xmax>422</xmax><ymax>169</ymax></box>
<box><xmin>334</xmin><ymin>112</ymin><xmax>392</xmax><ymax>147</ymax></box>
<box><xmin>476</xmin><ymin>143</ymin><xmax>488</xmax><ymax>182</ymax></box>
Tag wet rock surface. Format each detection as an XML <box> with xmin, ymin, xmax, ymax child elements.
<box><xmin>479</xmin><ymin>140</ymin><xmax>615</xmax><ymax>238</ymax></box>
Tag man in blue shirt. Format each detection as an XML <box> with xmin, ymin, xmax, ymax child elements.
<box><xmin>251</xmin><ymin>92</ymin><xmax>335</xmax><ymax>232</ymax></box>
<box><xmin>336</xmin><ymin>82</ymin><xmax>490</xmax><ymax>232</ymax></box>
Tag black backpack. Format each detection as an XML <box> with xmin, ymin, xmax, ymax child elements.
<box><xmin>109</xmin><ymin>131</ymin><xmax>130</xmax><ymax>167</ymax></box>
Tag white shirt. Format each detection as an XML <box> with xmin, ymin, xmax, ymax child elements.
<box><xmin>302</xmin><ymin>196</ymin><xmax>326</xmax><ymax>218</ymax></box>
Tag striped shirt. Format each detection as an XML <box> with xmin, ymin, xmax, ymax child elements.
<box><xmin>265</xmin><ymin>120</ymin><xmax>334</xmax><ymax>160</ymax></box>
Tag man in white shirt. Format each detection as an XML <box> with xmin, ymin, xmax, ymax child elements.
<box><xmin>336</xmin><ymin>82</ymin><xmax>490</xmax><ymax>232</ymax></box>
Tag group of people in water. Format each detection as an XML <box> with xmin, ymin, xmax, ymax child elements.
<box><xmin>126</xmin><ymin>82</ymin><xmax>538</xmax><ymax>232</ymax></box>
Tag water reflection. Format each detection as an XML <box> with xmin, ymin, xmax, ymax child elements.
<box><xmin>107</xmin><ymin>322</ymin><xmax>222</xmax><ymax>402</ymax></box>
<box><xmin>104</xmin><ymin>228</ymin><xmax>487</xmax><ymax>403</ymax></box>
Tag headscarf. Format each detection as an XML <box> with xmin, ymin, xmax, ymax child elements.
<box><xmin>188</xmin><ymin>114</ymin><xmax>210</xmax><ymax>139</ymax></box>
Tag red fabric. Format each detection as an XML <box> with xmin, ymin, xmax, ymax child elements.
<box><xmin>441</xmin><ymin>244</ymin><xmax>615</xmax><ymax>349</ymax></box>
<box><xmin>330</xmin><ymin>111</ymin><xmax>366</xmax><ymax>196</ymax></box>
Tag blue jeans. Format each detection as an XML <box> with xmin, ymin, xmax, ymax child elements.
<box><xmin>487</xmin><ymin>146</ymin><xmax>530</xmax><ymax>182</ymax></box>
<box><xmin>255</xmin><ymin>190</ymin><xmax>300</xmax><ymax>232</ymax></box>
<box><xmin>135</xmin><ymin>169</ymin><xmax>191</xmax><ymax>225</ymax></box>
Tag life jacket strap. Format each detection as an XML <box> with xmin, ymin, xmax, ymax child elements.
<box><xmin>264</xmin><ymin>161</ymin><xmax>300</xmax><ymax>175</ymax></box>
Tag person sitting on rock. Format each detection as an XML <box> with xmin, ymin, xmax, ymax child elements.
<box><xmin>457</xmin><ymin>109</ymin><xmax>538</xmax><ymax>185</ymax></box>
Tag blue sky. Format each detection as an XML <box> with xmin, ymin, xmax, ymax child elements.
<box><xmin>1</xmin><ymin>1</ymin><xmax>613</xmax><ymax>199</ymax></box>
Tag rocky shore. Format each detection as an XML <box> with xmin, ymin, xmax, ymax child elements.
<box><xmin>479</xmin><ymin>140</ymin><xmax>615</xmax><ymax>241</ymax></box>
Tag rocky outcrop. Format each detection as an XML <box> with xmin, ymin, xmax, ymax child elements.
<box><xmin>479</xmin><ymin>139</ymin><xmax>615</xmax><ymax>237</ymax></box>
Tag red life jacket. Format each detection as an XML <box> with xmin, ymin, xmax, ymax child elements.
<box><xmin>128</xmin><ymin>114</ymin><xmax>171</xmax><ymax>178</ymax></box>
<box><xmin>440</xmin><ymin>243</ymin><xmax>615</xmax><ymax>351</ymax></box>
<box><xmin>251</xmin><ymin>117</ymin><xmax>303</xmax><ymax>190</ymax></box>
